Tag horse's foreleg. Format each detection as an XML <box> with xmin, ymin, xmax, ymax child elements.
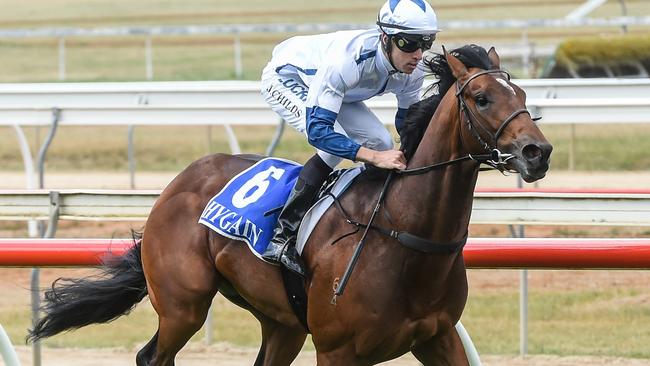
<box><xmin>255</xmin><ymin>316</ymin><xmax>307</xmax><ymax>366</ymax></box>
<box><xmin>411</xmin><ymin>326</ymin><xmax>469</xmax><ymax>366</ymax></box>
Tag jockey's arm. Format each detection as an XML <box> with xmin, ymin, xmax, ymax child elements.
<box><xmin>305</xmin><ymin>61</ymin><xmax>406</xmax><ymax>170</ymax></box>
<box><xmin>306</xmin><ymin>107</ymin><xmax>406</xmax><ymax>170</ymax></box>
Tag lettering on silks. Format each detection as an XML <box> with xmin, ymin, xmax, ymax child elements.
<box><xmin>266</xmin><ymin>84</ymin><xmax>302</xmax><ymax>118</ymax></box>
<box><xmin>279</xmin><ymin>77</ymin><xmax>309</xmax><ymax>102</ymax></box>
<box><xmin>201</xmin><ymin>201</ymin><xmax>262</xmax><ymax>246</ymax></box>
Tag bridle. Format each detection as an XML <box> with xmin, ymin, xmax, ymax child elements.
<box><xmin>455</xmin><ymin>69</ymin><xmax>533</xmax><ymax>172</ymax></box>
<box><xmin>399</xmin><ymin>68</ymin><xmax>538</xmax><ymax>176</ymax></box>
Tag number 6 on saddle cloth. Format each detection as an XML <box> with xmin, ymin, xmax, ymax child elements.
<box><xmin>198</xmin><ymin>157</ymin><xmax>362</xmax><ymax>260</ymax></box>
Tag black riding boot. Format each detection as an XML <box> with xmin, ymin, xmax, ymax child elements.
<box><xmin>262</xmin><ymin>177</ymin><xmax>319</xmax><ymax>277</ymax></box>
<box><xmin>262</xmin><ymin>154</ymin><xmax>333</xmax><ymax>277</ymax></box>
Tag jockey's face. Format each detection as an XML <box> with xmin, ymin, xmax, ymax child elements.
<box><xmin>390</xmin><ymin>39</ymin><xmax>423</xmax><ymax>74</ymax></box>
<box><xmin>382</xmin><ymin>33</ymin><xmax>427</xmax><ymax>74</ymax></box>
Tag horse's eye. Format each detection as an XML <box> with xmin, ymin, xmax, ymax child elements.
<box><xmin>475</xmin><ymin>96</ymin><xmax>489</xmax><ymax>108</ymax></box>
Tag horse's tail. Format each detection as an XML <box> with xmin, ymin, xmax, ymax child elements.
<box><xmin>27</xmin><ymin>233</ymin><xmax>148</xmax><ymax>342</ymax></box>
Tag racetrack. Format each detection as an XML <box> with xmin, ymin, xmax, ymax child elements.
<box><xmin>13</xmin><ymin>344</ymin><xmax>650</xmax><ymax>365</ymax></box>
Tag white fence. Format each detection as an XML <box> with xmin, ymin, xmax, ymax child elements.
<box><xmin>2</xmin><ymin>79</ymin><xmax>650</xmax><ymax>127</ymax></box>
<box><xmin>3</xmin><ymin>17</ymin><xmax>649</xmax><ymax>39</ymax></box>
<box><xmin>2</xmin><ymin>78</ymin><xmax>649</xmax><ymax>189</ymax></box>
<box><xmin>3</xmin><ymin>79</ymin><xmax>650</xmax><ymax>126</ymax></box>
<box><xmin>1</xmin><ymin>188</ymin><xmax>649</xmax><ymax>226</ymax></box>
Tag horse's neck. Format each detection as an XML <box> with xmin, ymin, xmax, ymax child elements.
<box><xmin>389</xmin><ymin>93</ymin><xmax>479</xmax><ymax>243</ymax></box>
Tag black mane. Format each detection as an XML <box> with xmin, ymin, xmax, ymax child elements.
<box><xmin>399</xmin><ymin>44</ymin><xmax>494</xmax><ymax>160</ymax></box>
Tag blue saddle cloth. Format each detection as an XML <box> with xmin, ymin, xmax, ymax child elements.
<box><xmin>198</xmin><ymin>158</ymin><xmax>302</xmax><ymax>257</ymax></box>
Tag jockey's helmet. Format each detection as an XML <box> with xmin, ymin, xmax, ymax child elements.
<box><xmin>376</xmin><ymin>0</ymin><xmax>440</xmax><ymax>36</ymax></box>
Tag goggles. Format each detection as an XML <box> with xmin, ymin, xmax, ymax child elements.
<box><xmin>392</xmin><ymin>33</ymin><xmax>435</xmax><ymax>53</ymax></box>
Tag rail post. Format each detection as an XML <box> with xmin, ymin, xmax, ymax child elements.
<box><xmin>0</xmin><ymin>324</ymin><xmax>20</xmax><ymax>366</ymax></box>
<box><xmin>234</xmin><ymin>32</ymin><xmax>243</xmax><ymax>79</ymax></box>
<box><xmin>145</xmin><ymin>36</ymin><xmax>153</xmax><ymax>80</ymax></box>
<box><xmin>58</xmin><ymin>38</ymin><xmax>66</xmax><ymax>81</ymax></box>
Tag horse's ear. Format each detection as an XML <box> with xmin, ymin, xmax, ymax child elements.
<box><xmin>487</xmin><ymin>46</ymin><xmax>501</xmax><ymax>70</ymax></box>
<box><xmin>443</xmin><ymin>46</ymin><xmax>468</xmax><ymax>80</ymax></box>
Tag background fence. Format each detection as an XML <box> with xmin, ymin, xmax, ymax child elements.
<box><xmin>1</xmin><ymin>188</ymin><xmax>650</xmax><ymax>366</ymax></box>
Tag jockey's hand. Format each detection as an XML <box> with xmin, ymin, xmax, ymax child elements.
<box><xmin>355</xmin><ymin>147</ymin><xmax>406</xmax><ymax>170</ymax></box>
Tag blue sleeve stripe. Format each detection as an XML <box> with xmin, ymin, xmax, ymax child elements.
<box><xmin>275</xmin><ymin>63</ymin><xmax>318</xmax><ymax>75</ymax></box>
<box><xmin>306</xmin><ymin>106</ymin><xmax>361</xmax><ymax>161</ymax></box>
<box><xmin>395</xmin><ymin>107</ymin><xmax>409</xmax><ymax>134</ymax></box>
<box><xmin>356</xmin><ymin>50</ymin><xmax>377</xmax><ymax>65</ymax></box>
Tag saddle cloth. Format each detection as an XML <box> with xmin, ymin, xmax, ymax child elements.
<box><xmin>198</xmin><ymin>157</ymin><xmax>362</xmax><ymax>259</ymax></box>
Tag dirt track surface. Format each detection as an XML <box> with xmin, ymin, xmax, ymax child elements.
<box><xmin>13</xmin><ymin>344</ymin><xmax>650</xmax><ymax>366</ymax></box>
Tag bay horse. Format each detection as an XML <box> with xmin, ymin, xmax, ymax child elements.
<box><xmin>29</xmin><ymin>45</ymin><xmax>551</xmax><ymax>365</ymax></box>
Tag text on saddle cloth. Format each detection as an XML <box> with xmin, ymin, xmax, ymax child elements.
<box><xmin>198</xmin><ymin>158</ymin><xmax>302</xmax><ymax>257</ymax></box>
<box><xmin>198</xmin><ymin>157</ymin><xmax>363</xmax><ymax>259</ymax></box>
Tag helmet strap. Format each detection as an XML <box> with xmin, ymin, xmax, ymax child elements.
<box><xmin>381</xmin><ymin>33</ymin><xmax>401</xmax><ymax>73</ymax></box>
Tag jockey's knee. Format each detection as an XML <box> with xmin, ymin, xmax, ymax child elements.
<box><xmin>316</xmin><ymin>151</ymin><xmax>343</xmax><ymax>169</ymax></box>
<box><xmin>364</xmin><ymin>130</ymin><xmax>394</xmax><ymax>151</ymax></box>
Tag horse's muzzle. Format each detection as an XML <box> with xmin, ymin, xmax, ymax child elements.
<box><xmin>508</xmin><ymin>140</ymin><xmax>553</xmax><ymax>182</ymax></box>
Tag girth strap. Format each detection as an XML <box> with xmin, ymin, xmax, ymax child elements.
<box><xmin>345</xmin><ymin>218</ymin><xmax>468</xmax><ymax>255</ymax></box>
<box><xmin>330</xmin><ymin>193</ymin><xmax>467</xmax><ymax>255</ymax></box>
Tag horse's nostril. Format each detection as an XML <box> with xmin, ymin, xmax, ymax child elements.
<box><xmin>522</xmin><ymin>144</ymin><xmax>542</xmax><ymax>161</ymax></box>
<box><xmin>541</xmin><ymin>143</ymin><xmax>553</xmax><ymax>160</ymax></box>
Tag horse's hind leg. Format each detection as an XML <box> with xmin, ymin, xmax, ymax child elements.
<box><xmin>139</xmin><ymin>267</ymin><xmax>217</xmax><ymax>366</ymax></box>
<box><xmin>255</xmin><ymin>316</ymin><xmax>307</xmax><ymax>366</ymax></box>
<box><xmin>139</xmin><ymin>213</ymin><xmax>220</xmax><ymax>364</ymax></box>
<box><xmin>142</xmin><ymin>252</ymin><xmax>218</xmax><ymax>366</ymax></box>
<box><xmin>411</xmin><ymin>326</ymin><xmax>469</xmax><ymax>366</ymax></box>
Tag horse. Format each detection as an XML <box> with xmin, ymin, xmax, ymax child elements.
<box><xmin>28</xmin><ymin>45</ymin><xmax>552</xmax><ymax>365</ymax></box>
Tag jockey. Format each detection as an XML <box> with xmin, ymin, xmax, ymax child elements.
<box><xmin>260</xmin><ymin>0</ymin><xmax>440</xmax><ymax>277</ymax></box>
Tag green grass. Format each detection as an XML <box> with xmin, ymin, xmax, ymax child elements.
<box><xmin>1</xmin><ymin>1</ymin><xmax>649</xmax><ymax>82</ymax></box>
<box><xmin>461</xmin><ymin>282</ymin><xmax>650</xmax><ymax>357</ymax></box>
<box><xmin>538</xmin><ymin>124</ymin><xmax>650</xmax><ymax>171</ymax></box>
<box><xmin>2</xmin><ymin>0</ymin><xmax>647</xmax><ymax>27</ymax></box>
<box><xmin>1</xmin><ymin>123</ymin><xmax>648</xmax><ymax>172</ymax></box>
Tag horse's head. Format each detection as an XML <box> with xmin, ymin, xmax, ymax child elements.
<box><xmin>444</xmin><ymin>46</ymin><xmax>552</xmax><ymax>182</ymax></box>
